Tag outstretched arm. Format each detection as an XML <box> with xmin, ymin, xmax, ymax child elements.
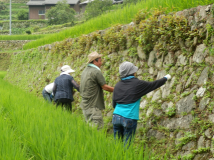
<box><xmin>102</xmin><ymin>84</ymin><xmax>114</xmax><ymax>92</ymax></box>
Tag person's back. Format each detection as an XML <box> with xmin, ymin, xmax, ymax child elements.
<box><xmin>80</xmin><ymin>51</ymin><xmax>114</xmax><ymax>129</ymax></box>
<box><xmin>42</xmin><ymin>82</ymin><xmax>54</xmax><ymax>103</ymax></box>
<box><xmin>54</xmin><ymin>74</ymin><xmax>74</xmax><ymax>101</ymax></box>
<box><xmin>80</xmin><ymin>66</ymin><xmax>105</xmax><ymax>110</ymax></box>
<box><xmin>113</xmin><ymin>77</ymin><xmax>167</xmax><ymax>120</ymax></box>
<box><xmin>53</xmin><ymin>65</ymin><xmax>79</xmax><ymax>112</ymax></box>
<box><xmin>112</xmin><ymin>61</ymin><xmax>171</xmax><ymax>147</ymax></box>
<box><xmin>45</xmin><ymin>83</ymin><xmax>54</xmax><ymax>94</ymax></box>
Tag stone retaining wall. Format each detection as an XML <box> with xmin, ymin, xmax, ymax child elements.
<box><xmin>0</xmin><ymin>20</ymin><xmax>47</xmax><ymax>31</ymax></box>
<box><xmin>0</xmin><ymin>40</ymin><xmax>32</xmax><ymax>50</ymax></box>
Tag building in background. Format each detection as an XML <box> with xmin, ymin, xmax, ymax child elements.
<box><xmin>27</xmin><ymin>0</ymin><xmax>81</xmax><ymax>19</ymax></box>
<box><xmin>79</xmin><ymin>0</ymin><xmax>92</xmax><ymax>13</ymax></box>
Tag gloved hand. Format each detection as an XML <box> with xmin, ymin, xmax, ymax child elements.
<box><xmin>164</xmin><ymin>74</ymin><xmax>171</xmax><ymax>80</ymax></box>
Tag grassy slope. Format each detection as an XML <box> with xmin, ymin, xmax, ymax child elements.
<box><xmin>23</xmin><ymin>0</ymin><xmax>214</xmax><ymax>49</ymax></box>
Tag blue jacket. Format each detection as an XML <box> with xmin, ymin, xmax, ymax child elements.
<box><xmin>53</xmin><ymin>74</ymin><xmax>79</xmax><ymax>102</ymax></box>
<box><xmin>113</xmin><ymin>77</ymin><xmax>167</xmax><ymax>120</ymax></box>
<box><xmin>113</xmin><ymin>77</ymin><xmax>167</xmax><ymax>108</ymax></box>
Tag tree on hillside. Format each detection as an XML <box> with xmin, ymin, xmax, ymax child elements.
<box><xmin>17</xmin><ymin>10</ymin><xmax>28</xmax><ymax>20</ymax></box>
<box><xmin>46</xmin><ymin>0</ymin><xmax>75</xmax><ymax>25</ymax></box>
<box><xmin>0</xmin><ymin>2</ymin><xmax>7</xmax><ymax>12</ymax></box>
<box><xmin>85</xmin><ymin>0</ymin><xmax>113</xmax><ymax>19</ymax></box>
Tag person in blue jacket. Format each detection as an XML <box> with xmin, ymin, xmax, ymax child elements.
<box><xmin>112</xmin><ymin>61</ymin><xmax>171</xmax><ymax>147</ymax></box>
<box><xmin>53</xmin><ymin>65</ymin><xmax>80</xmax><ymax>113</ymax></box>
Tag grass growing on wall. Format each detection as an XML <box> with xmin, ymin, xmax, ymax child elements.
<box><xmin>23</xmin><ymin>0</ymin><xmax>213</xmax><ymax>50</ymax></box>
<box><xmin>0</xmin><ymin>73</ymin><xmax>165</xmax><ymax>159</ymax></box>
<box><xmin>0</xmin><ymin>53</ymin><xmax>11</xmax><ymax>71</ymax></box>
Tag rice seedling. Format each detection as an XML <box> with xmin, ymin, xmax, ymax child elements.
<box><xmin>0</xmin><ymin>34</ymin><xmax>46</xmax><ymax>40</ymax></box>
<box><xmin>0</xmin><ymin>73</ymin><xmax>165</xmax><ymax>159</ymax></box>
<box><xmin>0</xmin><ymin>71</ymin><xmax>6</xmax><ymax>79</ymax></box>
<box><xmin>0</xmin><ymin>116</ymin><xmax>27</xmax><ymax>160</ymax></box>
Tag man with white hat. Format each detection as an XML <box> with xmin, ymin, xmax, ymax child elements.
<box><xmin>53</xmin><ymin>65</ymin><xmax>80</xmax><ymax>112</ymax></box>
<box><xmin>112</xmin><ymin>61</ymin><xmax>171</xmax><ymax>147</ymax></box>
<box><xmin>80</xmin><ymin>51</ymin><xmax>114</xmax><ymax>129</ymax></box>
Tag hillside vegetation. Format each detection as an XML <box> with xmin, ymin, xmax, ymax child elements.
<box><xmin>23</xmin><ymin>0</ymin><xmax>214</xmax><ymax>50</ymax></box>
<box><xmin>0</xmin><ymin>53</ymin><xmax>11</xmax><ymax>70</ymax></box>
<box><xmin>0</xmin><ymin>3</ymin><xmax>28</xmax><ymax>20</ymax></box>
<box><xmin>5</xmin><ymin>3</ymin><xmax>214</xmax><ymax>158</ymax></box>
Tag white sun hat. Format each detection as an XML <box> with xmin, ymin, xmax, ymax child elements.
<box><xmin>61</xmin><ymin>65</ymin><xmax>75</xmax><ymax>73</ymax></box>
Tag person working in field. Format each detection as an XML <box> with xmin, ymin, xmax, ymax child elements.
<box><xmin>80</xmin><ymin>51</ymin><xmax>114</xmax><ymax>129</ymax></box>
<box><xmin>42</xmin><ymin>82</ymin><xmax>54</xmax><ymax>103</ymax></box>
<box><xmin>53</xmin><ymin>65</ymin><xmax>80</xmax><ymax>113</ymax></box>
<box><xmin>112</xmin><ymin>61</ymin><xmax>171</xmax><ymax>147</ymax></box>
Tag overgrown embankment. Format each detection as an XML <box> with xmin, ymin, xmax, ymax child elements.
<box><xmin>5</xmin><ymin>4</ymin><xmax>214</xmax><ymax>159</ymax></box>
<box><xmin>0</xmin><ymin>52</ymin><xmax>11</xmax><ymax>70</ymax></box>
<box><xmin>22</xmin><ymin>0</ymin><xmax>214</xmax><ymax>50</ymax></box>
<box><xmin>0</xmin><ymin>34</ymin><xmax>45</xmax><ymax>51</ymax></box>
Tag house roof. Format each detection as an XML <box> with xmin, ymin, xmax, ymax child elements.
<box><xmin>27</xmin><ymin>0</ymin><xmax>79</xmax><ymax>5</ymax></box>
<box><xmin>79</xmin><ymin>0</ymin><xmax>122</xmax><ymax>5</ymax></box>
<box><xmin>45</xmin><ymin>0</ymin><xmax>79</xmax><ymax>4</ymax></box>
<box><xmin>79</xmin><ymin>0</ymin><xmax>93</xmax><ymax>5</ymax></box>
<box><xmin>27</xmin><ymin>1</ymin><xmax>45</xmax><ymax>5</ymax></box>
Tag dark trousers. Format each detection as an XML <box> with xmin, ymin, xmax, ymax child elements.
<box><xmin>56</xmin><ymin>98</ymin><xmax>72</xmax><ymax>112</ymax></box>
<box><xmin>112</xmin><ymin>114</ymin><xmax>137</xmax><ymax>147</ymax></box>
<box><xmin>42</xmin><ymin>89</ymin><xmax>52</xmax><ymax>103</ymax></box>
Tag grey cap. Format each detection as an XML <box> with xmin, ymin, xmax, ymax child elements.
<box><xmin>119</xmin><ymin>61</ymin><xmax>138</xmax><ymax>78</ymax></box>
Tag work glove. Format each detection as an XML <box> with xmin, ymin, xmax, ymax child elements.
<box><xmin>164</xmin><ymin>74</ymin><xmax>171</xmax><ymax>80</ymax></box>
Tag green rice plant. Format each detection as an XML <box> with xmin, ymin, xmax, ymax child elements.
<box><xmin>0</xmin><ymin>71</ymin><xmax>6</xmax><ymax>79</ymax></box>
<box><xmin>0</xmin><ymin>75</ymin><xmax>164</xmax><ymax>159</ymax></box>
<box><xmin>0</xmin><ymin>116</ymin><xmax>26</xmax><ymax>159</ymax></box>
<box><xmin>0</xmin><ymin>34</ymin><xmax>46</xmax><ymax>40</ymax></box>
<box><xmin>23</xmin><ymin>0</ymin><xmax>214</xmax><ymax>50</ymax></box>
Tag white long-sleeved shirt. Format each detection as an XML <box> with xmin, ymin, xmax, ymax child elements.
<box><xmin>45</xmin><ymin>83</ymin><xmax>54</xmax><ymax>93</ymax></box>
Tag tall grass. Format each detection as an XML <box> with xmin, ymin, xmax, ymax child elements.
<box><xmin>0</xmin><ymin>71</ymin><xmax>6</xmax><ymax>79</ymax></box>
<box><xmin>0</xmin><ymin>116</ymin><xmax>26</xmax><ymax>159</ymax></box>
<box><xmin>0</xmin><ymin>34</ymin><xmax>46</xmax><ymax>40</ymax></box>
<box><xmin>23</xmin><ymin>0</ymin><xmax>213</xmax><ymax>50</ymax></box>
<box><xmin>0</xmin><ymin>74</ymin><xmax>165</xmax><ymax>159</ymax></box>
